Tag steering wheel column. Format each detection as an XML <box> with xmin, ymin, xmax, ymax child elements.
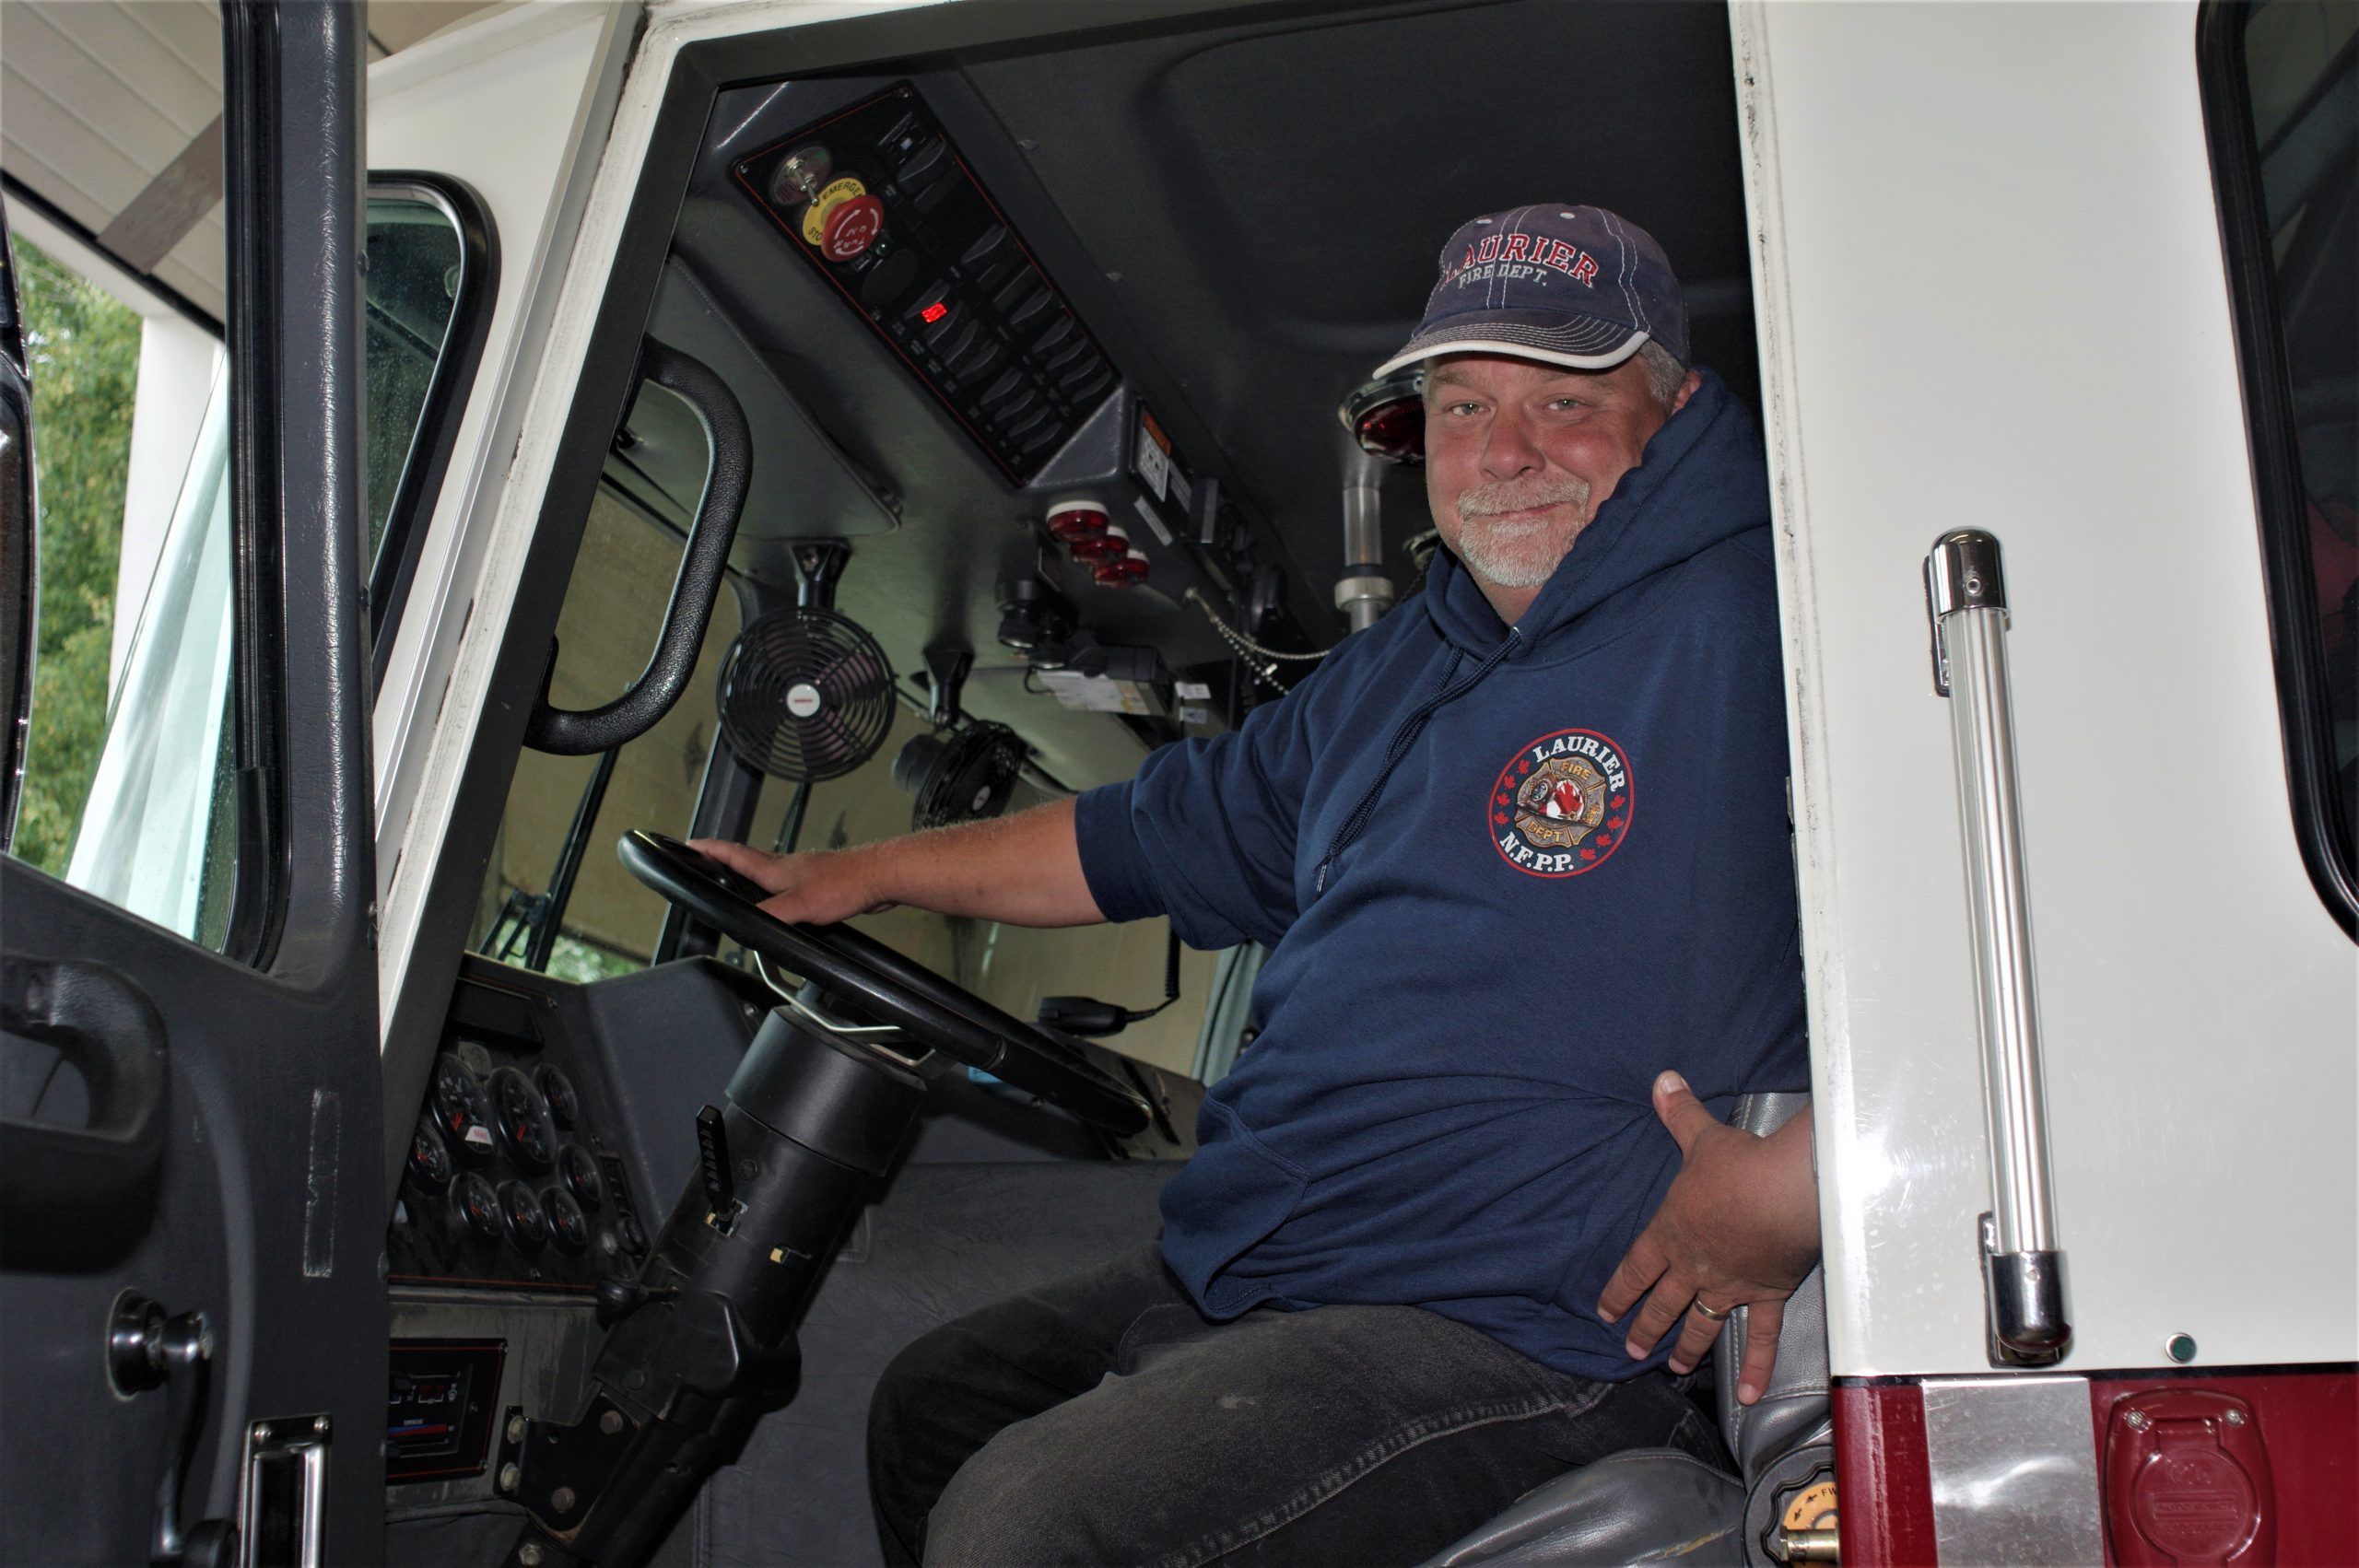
<box><xmin>503</xmin><ymin>1012</ymin><xmax>925</xmax><ymax>1568</ymax></box>
<box><xmin>501</xmin><ymin>833</ymin><xmax>1154</xmax><ymax>1567</ymax></box>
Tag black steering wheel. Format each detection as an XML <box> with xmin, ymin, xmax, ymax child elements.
<box><xmin>617</xmin><ymin>830</ymin><xmax>1151</xmax><ymax>1137</ymax></box>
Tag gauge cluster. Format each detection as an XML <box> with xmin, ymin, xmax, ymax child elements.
<box><xmin>389</xmin><ymin>984</ymin><xmax>651</xmax><ymax>1293</ymax></box>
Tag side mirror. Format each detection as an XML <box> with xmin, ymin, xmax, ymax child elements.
<box><xmin>0</xmin><ymin>209</ymin><xmax>38</xmax><ymax>853</ymax></box>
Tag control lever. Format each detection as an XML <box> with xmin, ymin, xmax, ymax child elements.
<box><xmin>1036</xmin><ymin>996</ymin><xmax>1130</xmax><ymax>1036</ymax></box>
<box><xmin>593</xmin><ymin>1276</ymin><xmax>680</xmax><ymax>1328</ymax></box>
<box><xmin>1036</xmin><ymin>929</ymin><xmax>1184</xmax><ymax>1037</ymax></box>
<box><xmin>109</xmin><ymin>1293</ymin><xmax>234</xmax><ymax>1567</ymax></box>
<box><xmin>694</xmin><ymin>1105</ymin><xmax>736</xmax><ymax>1223</ymax></box>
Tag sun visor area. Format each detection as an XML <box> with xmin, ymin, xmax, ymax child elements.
<box><xmin>604</xmin><ymin>248</ymin><xmax>901</xmax><ymax>550</ymax></box>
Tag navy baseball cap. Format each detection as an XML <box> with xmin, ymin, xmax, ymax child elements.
<box><xmin>1374</xmin><ymin>205</ymin><xmax>1688</xmax><ymax>379</ymax></box>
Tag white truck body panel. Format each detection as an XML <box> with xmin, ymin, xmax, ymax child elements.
<box><xmin>1736</xmin><ymin>0</ymin><xmax>2356</xmax><ymax>1378</ymax></box>
<box><xmin>369</xmin><ymin>0</ymin><xmax>638</xmax><ymax>1012</ymax></box>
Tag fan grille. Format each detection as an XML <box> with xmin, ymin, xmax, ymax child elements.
<box><xmin>906</xmin><ymin>722</ymin><xmax>1027</xmax><ymax>830</ymax></box>
<box><xmin>717</xmin><ymin>607</ymin><xmax>896</xmax><ymax>782</ymax></box>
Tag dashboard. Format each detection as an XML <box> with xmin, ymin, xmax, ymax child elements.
<box><xmin>380</xmin><ymin>950</ymin><xmax>1199</xmax><ymax>1527</ymax></box>
<box><xmin>382</xmin><ymin>959</ymin><xmax>706</xmax><ymax>1496</ymax></box>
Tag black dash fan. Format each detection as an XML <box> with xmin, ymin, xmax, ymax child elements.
<box><xmin>895</xmin><ymin>721</ymin><xmax>1026</xmax><ymax>831</ymax></box>
<box><xmin>717</xmin><ymin>607</ymin><xmax>896</xmax><ymax>782</ymax></box>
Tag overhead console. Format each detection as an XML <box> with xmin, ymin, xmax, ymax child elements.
<box><xmin>705</xmin><ymin>74</ymin><xmax>1277</xmax><ymax>636</ymax></box>
<box><xmin>734</xmin><ymin>84</ymin><xmax>1116</xmax><ymax>486</ymax></box>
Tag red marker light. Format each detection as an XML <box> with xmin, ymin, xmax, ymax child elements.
<box><xmin>920</xmin><ymin>300</ymin><xmax>950</xmax><ymax>324</ymax></box>
<box><xmin>1338</xmin><ymin>369</ymin><xmax>1426</xmax><ymax>464</ymax></box>
<box><xmin>1069</xmin><ymin>525</ymin><xmax>1129</xmax><ymax>565</ymax></box>
<box><xmin>1093</xmin><ymin>550</ymin><xmax>1150</xmax><ymax>588</ymax></box>
<box><xmin>1046</xmin><ymin>501</ymin><xmax>1109</xmax><ymax>542</ymax></box>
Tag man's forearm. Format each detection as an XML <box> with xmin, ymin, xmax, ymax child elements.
<box><xmin>698</xmin><ymin>799</ymin><xmax>1107</xmax><ymax>929</ymax></box>
<box><xmin>856</xmin><ymin>799</ymin><xmax>1105</xmax><ymax>927</ymax></box>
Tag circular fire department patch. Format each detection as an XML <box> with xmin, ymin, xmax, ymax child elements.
<box><xmin>1488</xmin><ymin>728</ymin><xmax>1633</xmax><ymax>877</ymax></box>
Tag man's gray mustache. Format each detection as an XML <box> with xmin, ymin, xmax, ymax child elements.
<box><xmin>1456</xmin><ymin>481</ymin><xmax>1590</xmax><ymax>521</ymax></box>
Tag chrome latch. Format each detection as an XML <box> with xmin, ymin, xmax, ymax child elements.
<box><xmin>239</xmin><ymin>1415</ymin><xmax>329</xmax><ymax>1568</ymax></box>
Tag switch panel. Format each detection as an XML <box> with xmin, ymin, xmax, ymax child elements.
<box><xmin>733</xmin><ymin>84</ymin><xmax>1117</xmax><ymax>485</ymax></box>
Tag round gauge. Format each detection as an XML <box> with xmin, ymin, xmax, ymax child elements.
<box><xmin>499</xmin><ymin>1180</ymin><xmax>549</xmax><ymax>1253</ymax></box>
<box><xmin>452</xmin><ymin>1172</ymin><xmax>503</xmax><ymax>1244</ymax></box>
<box><xmin>536</xmin><ymin>1064</ymin><xmax>581</xmax><ymax>1130</ymax></box>
<box><xmin>430</xmin><ymin>1058</ymin><xmax>499</xmax><ymax>1164</ymax></box>
<box><xmin>489</xmin><ymin>1067</ymin><xmax>557</xmax><ymax>1170</ymax></box>
<box><xmin>557</xmin><ymin>1143</ymin><xmax>604</xmax><ymax>1211</ymax></box>
<box><xmin>769</xmin><ymin>143</ymin><xmax>832</xmax><ymax>207</ymax></box>
<box><xmin>542</xmin><ymin>1188</ymin><xmax>590</xmax><ymax>1255</ymax></box>
<box><xmin>406</xmin><ymin>1120</ymin><xmax>452</xmax><ymax>1191</ymax></box>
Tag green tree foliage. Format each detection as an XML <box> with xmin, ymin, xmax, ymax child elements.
<box><xmin>13</xmin><ymin>240</ymin><xmax>140</xmax><ymax>875</ymax></box>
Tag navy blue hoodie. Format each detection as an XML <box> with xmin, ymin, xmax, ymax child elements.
<box><xmin>1074</xmin><ymin>370</ymin><xmax>1807</xmax><ymax>1380</ymax></box>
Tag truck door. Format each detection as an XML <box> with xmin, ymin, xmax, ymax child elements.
<box><xmin>1736</xmin><ymin>0</ymin><xmax>2355</xmax><ymax>1554</ymax></box>
<box><xmin>0</xmin><ymin>6</ymin><xmax>385</xmax><ymax>1564</ymax></box>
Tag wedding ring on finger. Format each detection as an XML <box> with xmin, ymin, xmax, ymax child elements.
<box><xmin>1692</xmin><ymin>1300</ymin><xmax>1731</xmax><ymax>1322</ymax></box>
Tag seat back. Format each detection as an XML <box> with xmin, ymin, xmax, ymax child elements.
<box><xmin>1716</xmin><ymin>1092</ymin><xmax>1833</xmax><ymax>1562</ymax></box>
<box><xmin>1420</xmin><ymin>1093</ymin><xmax>1833</xmax><ymax>1565</ymax></box>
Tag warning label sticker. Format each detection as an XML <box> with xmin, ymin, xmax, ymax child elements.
<box><xmin>1134</xmin><ymin>406</ymin><xmax>1172</xmax><ymax>500</ymax></box>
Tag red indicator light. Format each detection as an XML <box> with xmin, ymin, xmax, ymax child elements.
<box><xmin>920</xmin><ymin>300</ymin><xmax>950</xmax><ymax>324</ymax></box>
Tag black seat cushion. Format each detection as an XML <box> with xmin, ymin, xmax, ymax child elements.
<box><xmin>1420</xmin><ymin>1449</ymin><xmax>1746</xmax><ymax>1566</ymax></box>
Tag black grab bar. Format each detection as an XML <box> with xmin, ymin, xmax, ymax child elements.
<box><xmin>526</xmin><ymin>339</ymin><xmax>751</xmax><ymax>755</ymax></box>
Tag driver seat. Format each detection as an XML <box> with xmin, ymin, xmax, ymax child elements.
<box><xmin>1422</xmin><ymin>1092</ymin><xmax>1831</xmax><ymax>1567</ymax></box>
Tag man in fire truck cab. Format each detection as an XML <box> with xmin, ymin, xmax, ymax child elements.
<box><xmin>698</xmin><ymin>205</ymin><xmax>1822</xmax><ymax>1566</ymax></box>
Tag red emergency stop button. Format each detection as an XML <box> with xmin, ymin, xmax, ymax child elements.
<box><xmin>821</xmin><ymin>194</ymin><xmax>886</xmax><ymax>262</ymax></box>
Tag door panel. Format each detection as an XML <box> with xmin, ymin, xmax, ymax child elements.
<box><xmin>0</xmin><ymin>5</ymin><xmax>384</xmax><ymax>1563</ymax></box>
<box><xmin>1735</xmin><ymin>0</ymin><xmax>2357</xmax><ymax>1377</ymax></box>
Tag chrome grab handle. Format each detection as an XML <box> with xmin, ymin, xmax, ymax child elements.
<box><xmin>1925</xmin><ymin>531</ymin><xmax>2072</xmax><ymax>1367</ymax></box>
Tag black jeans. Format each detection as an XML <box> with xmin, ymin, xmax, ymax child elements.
<box><xmin>868</xmin><ymin>1245</ymin><xmax>1719</xmax><ymax>1568</ymax></box>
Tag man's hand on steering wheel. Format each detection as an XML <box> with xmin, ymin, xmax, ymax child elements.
<box><xmin>624</xmin><ymin>831</ymin><xmax>1151</xmax><ymax>1137</ymax></box>
<box><xmin>689</xmin><ymin>838</ymin><xmax>892</xmax><ymax>928</ymax></box>
<box><xmin>1597</xmin><ymin>1073</ymin><xmax>1820</xmax><ymax>1407</ymax></box>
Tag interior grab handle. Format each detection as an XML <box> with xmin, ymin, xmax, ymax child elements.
<box><xmin>0</xmin><ymin>956</ymin><xmax>170</xmax><ymax>1258</ymax></box>
<box><xmin>1925</xmin><ymin>530</ymin><xmax>2071</xmax><ymax>1367</ymax></box>
<box><xmin>526</xmin><ymin>339</ymin><xmax>752</xmax><ymax>755</ymax></box>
